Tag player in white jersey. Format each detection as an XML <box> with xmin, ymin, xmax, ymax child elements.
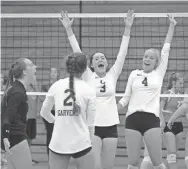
<box><xmin>168</xmin><ymin>89</ymin><xmax>188</xmax><ymax>169</ymax></box>
<box><xmin>59</xmin><ymin>10</ymin><xmax>134</xmax><ymax>169</ymax></box>
<box><xmin>117</xmin><ymin>15</ymin><xmax>177</xmax><ymax>169</ymax></box>
<box><xmin>40</xmin><ymin>53</ymin><xmax>96</xmax><ymax>169</ymax></box>
<box><xmin>140</xmin><ymin>72</ymin><xmax>184</xmax><ymax>169</ymax></box>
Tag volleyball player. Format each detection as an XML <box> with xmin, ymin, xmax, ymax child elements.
<box><xmin>40</xmin><ymin>53</ymin><xmax>96</xmax><ymax>169</ymax></box>
<box><xmin>59</xmin><ymin>10</ymin><xmax>134</xmax><ymax>169</ymax></box>
<box><xmin>40</xmin><ymin>67</ymin><xmax>60</xmax><ymax>155</ymax></box>
<box><xmin>117</xmin><ymin>15</ymin><xmax>177</xmax><ymax>169</ymax></box>
<box><xmin>161</xmin><ymin>72</ymin><xmax>184</xmax><ymax>169</ymax></box>
<box><xmin>167</xmin><ymin>89</ymin><xmax>188</xmax><ymax>168</ymax></box>
<box><xmin>140</xmin><ymin>72</ymin><xmax>184</xmax><ymax>169</ymax></box>
<box><xmin>1</xmin><ymin>58</ymin><xmax>36</xmax><ymax>169</ymax></box>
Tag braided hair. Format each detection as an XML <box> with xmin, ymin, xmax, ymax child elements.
<box><xmin>66</xmin><ymin>53</ymin><xmax>87</xmax><ymax>115</ymax></box>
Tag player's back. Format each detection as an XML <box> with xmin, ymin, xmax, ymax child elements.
<box><xmin>49</xmin><ymin>77</ymin><xmax>95</xmax><ymax>153</ymax></box>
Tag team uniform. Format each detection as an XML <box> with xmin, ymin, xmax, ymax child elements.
<box><xmin>119</xmin><ymin>43</ymin><xmax>170</xmax><ymax>135</ymax></box>
<box><xmin>1</xmin><ymin>80</ymin><xmax>32</xmax><ymax>168</ymax></box>
<box><xmin>40</xmin><ymin>78</ymin><xmax>96</xmax><ymax>157</ymax></box>
<box><xmin>26</xmin><ymin>94</ymin><xmax>38</xmax><ymax>140</ymax></box>
<box><xmin>68</xmin><ymin>34</ymin><xmax>130</xmax><ymax>138</ymax></box>
<box><xmin>162</xmin><ymin>90</ymin><xmax>183</xmax><ymax>135</ymax></box>
<box><xmin>1</xmin><ymin>80</ymin><xmax>28</xmax><ymax>148</ymax></box>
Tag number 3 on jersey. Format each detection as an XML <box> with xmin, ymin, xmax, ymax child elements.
<box><xmin>100</xmin><ymin>80</ymin><xmax>106</xmax><ymax>92</ymax></box>
<box><xmin>64</xmin><ymin>89</ymin><xmax>73</xmax><ymax>106</ymax></box>
<box><xmin>142</xmin><ymin>77</ymin><xmax>148</xmax><ymax>86</ymax></box>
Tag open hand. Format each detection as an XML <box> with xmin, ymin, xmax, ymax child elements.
<box><xmin>59</xmin><ymin>11</ymin><xmax>74</xmax><ymax>29</ymax></box>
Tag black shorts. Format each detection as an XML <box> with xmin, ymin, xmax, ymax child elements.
<box><xmin>94</xmin><ymin>125</ymin><xmax>118</xmax><ymax>139</ymax></box>
<box><xmin>50</xmin><ymin>147</ymin><xmax>92</xmax><ymax>159</ymax></box>
<box><xmin>164</xmin><ymin>122</ymin><xmax>183</xmax><ymax>135</ymax></box>
<box><xmin>26</xmin><ymin>119</ymin><xmax>37</xmax><ymax>140</ymax></box>
<box><xmin>125</xmin><ymin>111</ymin><xmax>160</xmax><ymax>136</ymax></box>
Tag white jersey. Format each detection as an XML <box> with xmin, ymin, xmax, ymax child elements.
<box><xmin>119</xmin><ymin>43</ymin><xmax>170</xmax><ymax>117</ymax></box>
<box><xmin>40</xmin><ymin>78</ymin><xmax>96</xmax><ymax>154</ymax></box>
<box><xmin>68</xmin><ymin>34</ymin><xmax>130</xmax><ymax>126</ymax></box>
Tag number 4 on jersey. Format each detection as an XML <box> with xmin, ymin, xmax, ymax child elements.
<box><xmin>142</xmin><ymin>77</ymin><xmax>148</xmax><ymax>86</ymax></box>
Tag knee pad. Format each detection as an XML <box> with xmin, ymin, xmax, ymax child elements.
<box><xmin>143</xmin><ymin>156</ymin><xmax>152</xmax><ymax>163</ymax></box>
<box><xmin>127</xmin><ymin>165</ymin><xmax>138</xmax><ymax>169</ymax></box>
<box><xmin>167</xmin><ymin>154</ymin><xmax>176</xmax><ymax>163</ymax></box>
<box><xmin>154</xmin><ymin>163</ymin><xmax>166</xmax><ymax>169</ymax></box>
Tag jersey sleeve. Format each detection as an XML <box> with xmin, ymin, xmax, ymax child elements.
<box><xmin>3</xmin><ymin>93</ymin><xmax>24</xmax><ymax>139</ymax></box>
<box><xmin>86</xmin><ymin>89</ymin><xmax>96</xmax><ymax>127</ymax></box>
<box><xmin>118</xmin><ymin>70</ymin><xmax>136</xmax><ymax>107</ymax></box>
<box><xmin>40</xmin><ymin>83</ymin><xmax>56</xmax><ymax>123</ymax></box>
<box><xmin>109</xmin><ymin>36</ymin><xmax>130</xmax><ymax>79</ymax></box>
<box><xmin>68</xmin><ymin>34</ymin><xmax>82</xmax><ymax>53</ymax></box>
<box><xmin>156</xmin><ymin>43</ymin><xmax>171</xmax><ymax>77</ymax></box>
<box><xmin>68</xmin><ymin>34</ymin><xmax>93</xmax><ymax>82</ymax></box>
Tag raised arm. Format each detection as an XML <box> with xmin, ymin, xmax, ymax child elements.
<box><xmin>156</xmin><ymin>14</ymin><xmax>177</xmax><ymax>77</ymax></box>
<box><xmin>110</xmin><ymin>10</ymin><xmax>134</xmax><ymax>78</ymax></box>
<box><xmin>59</xmin><ymin>11</ymin><xmax>81</xmax><ymax>53</ymax></box>
<box><xmin>59</xmin><ymin>11</ymin><xmax>93</xmax><ymax>83</ymax></box>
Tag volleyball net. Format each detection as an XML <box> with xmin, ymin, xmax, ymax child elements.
<box><xmin>1</xmin><ymin>13</ymin><xmax>188</xmax><ymax>97</ymax></box>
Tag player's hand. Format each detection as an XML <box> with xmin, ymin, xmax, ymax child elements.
<box><xmin>3</xmin><ymin>138</ymin><xmax>12</xmax><ymax>155</ymax></box>
<box><xmin>167</xmin><ymin>119</ymin><xmax>174</xmax><ymax>130</ymax></box>
<box><xmin>124</xmin><ymin>10</ymin><xmax>135</xmax><ymax>28</ymax></box>
<box><xmin>59</xmin><ymin>11</ymin><xmax>74</xmax><ymax>29</ymax></box>
<box><xmin>167</xmin><ymin>14</ymin><xmax>177</xmax><ymax>26</ymax></box>
<box><xmin>117</xmin><ymin>103</ymin><xmax>124</xmax><ymax>112</ymax></box>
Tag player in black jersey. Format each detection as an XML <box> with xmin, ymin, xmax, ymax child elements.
<box><xmin>1</xmin><ymin>58</ymin><xmax>36</xmax><ymax>169</ymax></box>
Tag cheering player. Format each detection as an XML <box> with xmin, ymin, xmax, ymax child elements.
<box><xmin>118</xmin><ymin>15</ymin><xmax>177</xmax><ymax>169</ymax></box>
<box><xmin>59</xmin><ymin>10</ymin><xmax>134</xmax><ymax>169</ymax></box>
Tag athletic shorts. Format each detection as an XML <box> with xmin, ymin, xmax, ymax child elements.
<box><xmin>125</xmin><ymin>111</ymin><xmax>160</xmax><ymax>136</ymax></box>
<box><xmin>94</xmin><ymin>125</ymin><xmax>118</xmax><ymax>139</ymax></box>
<box><xmin>26</xmin><ymin>119</ymin><xmax>37</xmax><ymax>140</ymax></box>
<box><xmin>50</xmin><ymin>147</ymin><xmax>92</xmax><ymax>159</ymax></box>
<box><xmin>1</xmin><ymin>135</ymin><xmax>26</xmax><ymax>150</ymax></box>
<box><xmin>164</xmin><ymin>122</ymin><xmax>183</xmax><ymax>135</ymax></box>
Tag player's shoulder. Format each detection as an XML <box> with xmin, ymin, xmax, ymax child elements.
<box><xmin>79</xmin><ymin>80</ymin><xmax>95</xmax><ymax>95</ymax></box>
<box><xmin>54</xmin><ymin>78</ymin><xmax>68</xmax><ymax>86</ymax></box>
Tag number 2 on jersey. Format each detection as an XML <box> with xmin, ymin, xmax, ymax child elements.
<box><xmin>64</xmin><ymin>89</ymin><xmax>73</xmax><ymax>106</ymax></box>
<box><xmin>142</xmin><ymin>77</ymin><xmax>148</xmax><ymax>86</ymax></box>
